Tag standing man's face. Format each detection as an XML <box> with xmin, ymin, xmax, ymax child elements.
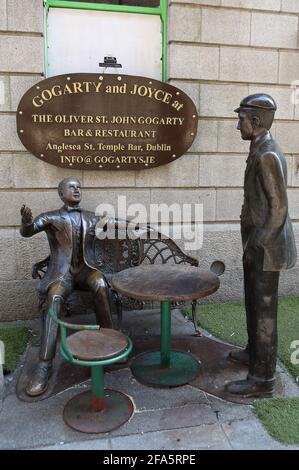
<box><xmin>237</xmin><ymin>111</ymin><xmax>254</xmax><ymax>140</ymax></box>
<box><xmin>60</xmin><ymin>179</ymin><xmax>82</xmax><ymax>205</ymax></box>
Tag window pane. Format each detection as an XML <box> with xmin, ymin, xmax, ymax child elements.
<box><xmin>59</xmin><ymin>1</ymin><xmax>160</xmax><ymax>7</ymax></box>
<box><xmin>47</xmin><ymin>8</ymin><xmax>162</xmax><ymax>79</ymax></box>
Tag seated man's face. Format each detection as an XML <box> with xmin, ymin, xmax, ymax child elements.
<box><xmin>60</xmin><ymin>179</ymin><xmax>82</xmax><ymax>205</ymax></box>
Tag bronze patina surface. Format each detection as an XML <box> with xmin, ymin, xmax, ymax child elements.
<box><xmin>226</xmin><ymin>93</ymin><xmax>297</xmax><ymax>398</ymax></box>
<box><xmin>63</xmin><ymin>389</ymin><xmax>134</xmax><ymax>434</ymax></box>
<box><xmin>111</xmin><ymin>265</ymin><xmax>220</xmax><ymax>302</ymax></box>
<box><xmin>67</xmin><ymin>328</ymin><xmax>128</xmax><ymax>361</ymax></box>
<box><xmin>17</xmin><ymin>344</ymin><xmax>90</xmax><ymax>403</ymax></box>
<box><xmin>16</xmin><ymin>74</ymin><xmax>198</xmax><ymax>170</ymax></box>
<box><xmin>20</xmin><ymin>177</ymin><xmax>113</xmax><ymax>397</ymax></box>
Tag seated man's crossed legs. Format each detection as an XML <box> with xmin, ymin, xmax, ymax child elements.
<box><xmin>26</xmin><ymin>270</ymin><xmax>113</xmax><ymax>397</ymax></box>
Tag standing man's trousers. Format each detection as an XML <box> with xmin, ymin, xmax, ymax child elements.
<box><xmin>243</xmin><ymin>246</ymin><xmax>280</xmax><ymax>383</ymax></box>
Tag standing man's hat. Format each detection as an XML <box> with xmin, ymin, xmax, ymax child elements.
<box><xmin>234</xmin><ymin>93</ymin><xmax>277</xmax><ymax>113</ymax></box>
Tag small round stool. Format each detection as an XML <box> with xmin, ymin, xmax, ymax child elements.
<box><xmin>50</xmin><ymin>308</ymin><xmax>133</xmax><ymax>434</ymax></box>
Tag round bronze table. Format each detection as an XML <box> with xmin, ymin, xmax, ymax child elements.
<box><xmin>111</xmin><ymin>265</ymin><xmax>220</xmax><ymax>387</ymax></box>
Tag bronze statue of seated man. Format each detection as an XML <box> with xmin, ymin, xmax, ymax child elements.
<box><xmin>20</xmin><ymin>177</ymin><xmax>113</xmax><ymax>396</ymax></box>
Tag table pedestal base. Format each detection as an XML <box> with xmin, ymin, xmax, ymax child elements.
<box><xmin>63</xmin><ymin>389</ymin><xmax>134</xmax><ymax>434</ymax></box>
<box><xmin>131</xmin><ymin>350</ymin><xmax>200</xmax><ymax>387</ymax></box>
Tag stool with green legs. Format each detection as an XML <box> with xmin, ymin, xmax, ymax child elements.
<box><xmin>49</xmin><ymin>308</ymin><xmax>133</xmax><ymax>434</ymax></box>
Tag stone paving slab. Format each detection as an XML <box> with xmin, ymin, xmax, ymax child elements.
<box><xmin>0</xmin><ymin>367</ymin><xmax>213</xmax><ymax>450</ymax></box>
<box><xmin>38</xmin><ymin>439</ymin><xmax>111</xmax><ymax>451</ymax></box>
<box><xmin>110</xmin><ymin>403</ymin><xmax>218</xmax><ymax>438</ymax></box>
<box><xmin>104</xmin><ymin>369</ymin><xmax>210</xmax><ymax>411</ymax></box>
<box><xmin>41</xmin><ymin>423</ymin><xmax>232</xmax><ymax>451</ymax></box>
<box><xmin>0</xmin><ymin>386</ymin><xmax>100</xmax><ymax>450</ymax></box>
<box><xmin>221</xmin><ymin>418</ymin><xmax>299</xmax><ymax>450</ymax></box>
<box><xmin>110</xmin><ymin>423</ymin><xmax>232</xmax><ymax>451</ymax></box>
<box><xmin>206</xmin><ymin>394</ymin><xmax>254</xmax><ymax>423</ymax></box>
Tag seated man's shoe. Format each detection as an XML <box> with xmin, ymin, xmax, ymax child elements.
<box><xmin>225</xmin><ymin>377</ymin><xmax>274</xmax><ymax>398</ymax></box>
<box><xmin>227</xmin><ymin>347</ymin><xmax>249</xmax><ymax>366</ymax></box>
<box><xmin>25</xmin><ymin>360</ymin><xmax>52</xmax><ymax>397</ymax></box>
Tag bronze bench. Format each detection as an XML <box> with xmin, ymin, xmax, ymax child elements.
<box><xmin>32</xmin><ymin>223</ymin><xmax>221</xmax><ymax>335</ymax></box>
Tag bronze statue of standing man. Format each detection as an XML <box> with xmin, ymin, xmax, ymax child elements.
<box><xmin>20</xmin><ymin>177</ymin><xmax>113</xmax><ymax>396</ymax></box>
<box><xmin>226</xmin><ymin>94</ymin><xmax>297</xmax><ymax>397</ymax></box>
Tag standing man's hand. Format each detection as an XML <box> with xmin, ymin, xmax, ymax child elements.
<box><xmin>21</xmin><ymin>205</ymin><xmax>33</xmax><ymax>225</ymax></box>
<box><xmin>253</xmin><ymin>227</ymin><xmax>268</xmax><ymax>248</ymax></box>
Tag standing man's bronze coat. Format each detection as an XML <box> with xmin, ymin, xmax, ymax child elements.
<box><xmin>20</xmin><ymin>177</ymin><xmax>113</xmax><ymax>397</ymax></box>
<box><xmin>226</xmin><ymin>94</ymin><xmax>297</xmax><ymax>397</ymax></box>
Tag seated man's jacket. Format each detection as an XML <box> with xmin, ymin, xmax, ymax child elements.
<box><xmin>20</xmin><ymin>207</ymin><xmax>100</xmax><ymax>293</ymax></box>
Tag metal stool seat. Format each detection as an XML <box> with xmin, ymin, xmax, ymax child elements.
<box><xmin>50</xmin><ymin>308</ymin><xmax>134</xmax><ymax>434</ymax></box>
<box><xmin>67</xmin><ymin>328</ymin><xmax>129</xmax><ymax>361</ymax></box>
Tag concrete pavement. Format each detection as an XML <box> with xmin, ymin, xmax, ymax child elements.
<box><xmin>0</xmin><ymin>309</ymin><xmax>298</xmax><ymax>450</ymax></box>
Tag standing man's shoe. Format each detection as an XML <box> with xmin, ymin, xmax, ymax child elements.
<box><xmin>227</xmin><ymin>347</ymin><xmax>249</xmax><ymax>366</ymax></box>
<box><xmin>225</xmin><ymin>377</ymin><xmax>274</xmax><ymax>398</ymax></box>
<box><xmin>25</xmin><ymin>360</ymin><xmax>52</xmax><ymax>397</ymax></box>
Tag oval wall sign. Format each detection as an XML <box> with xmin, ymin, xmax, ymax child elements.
<box><xmin>16</xmin><ymin>74</ymin><xmax>198</xmax><ymax>171</ymax></box>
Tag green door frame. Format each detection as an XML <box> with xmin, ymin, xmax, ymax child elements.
<box><xmin>44</xmin><ymin>0</ymin><xmax>168</xmax><ymax>81</ymax></box>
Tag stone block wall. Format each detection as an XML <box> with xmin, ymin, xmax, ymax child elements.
<box><xmin>0</xmin><ymin>0</ymin><xmax>299</xmax><ymax>319</ymax></box>
<box><xmin>0</xmin><ymin>0</ymin><xmax>45</xmax><ymax>320</ymax></box>
<box><xmin>168</xmin><ymin>0</ymin><xmax>299</xmax><ymax>303</ymax></box>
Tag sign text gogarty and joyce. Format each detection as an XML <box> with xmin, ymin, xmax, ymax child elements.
<box><xmin>32</xmin><ymin>80</ymin><xmax>184</xmax><ymax>111</ymax></box>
